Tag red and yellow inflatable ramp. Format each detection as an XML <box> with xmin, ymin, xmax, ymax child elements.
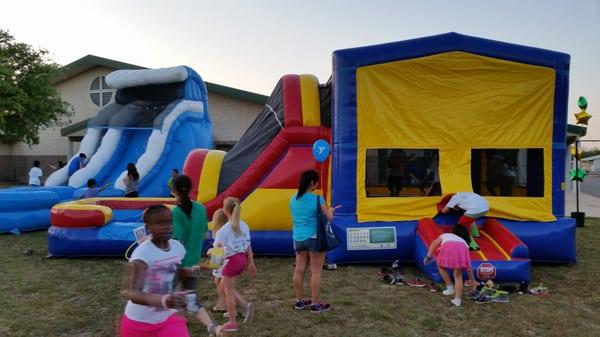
<box><xmin>415</xmin><ymin>218</ymin><xmax>531</xmax><ymax>282</ymax></box>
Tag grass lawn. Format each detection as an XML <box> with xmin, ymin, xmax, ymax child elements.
<box><xmin>1</xmin><ymin>219</ymin><xmax>600</xmax><ymax>337</ymax></box>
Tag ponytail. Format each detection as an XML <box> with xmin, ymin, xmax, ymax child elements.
<box><xmin>224</xmin><ymin>197</ymin><xmax>242</xmax><ymax>235</ymax></box>
<box><xmin>173</xmin><ymin>174</ymin><xmax>193</xmax><ymax>218</ymax></box>
<box><xmin>296</xmin><ymin>170</ymin><xmax>319</xmax><ymax>199</ymax></box>
<box><xmin>127</xmin><ymin>163</ymin><xmax>140</xmax><ymax>181</ymax></box>
<box><xmin>452</xmin><ymin>224</ymin><xmax>470</xmax><ymax>244</ymax></box>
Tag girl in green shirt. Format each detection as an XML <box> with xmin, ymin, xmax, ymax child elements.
<box><xmin>171</xmin><ymin>174</ymin><xmax>219</xmax><ymax>336</ymax></box>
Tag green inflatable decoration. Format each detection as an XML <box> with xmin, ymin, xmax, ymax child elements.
<box><xmin>578</xmin><ymin>96</ymin><xmax>588</xmax><ymax>110</ymax></box>
<box><xmin>569</xmin><ymin>168</ymin><xmax>588</xmax><ymax>182</ymax></box>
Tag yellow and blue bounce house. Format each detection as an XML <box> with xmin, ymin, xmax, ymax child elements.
<box><xmin>328</xmin><ymin>33</ymin><xmax>575</xmax><ymax>283</ymax></box>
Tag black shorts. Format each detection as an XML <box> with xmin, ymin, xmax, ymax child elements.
<box><xmin>294</xmin><ymin>238</ymin><xmax>320</xmax><ymax>253</ymax></box>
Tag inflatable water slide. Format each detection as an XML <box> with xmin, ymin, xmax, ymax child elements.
<box><xmin>46</xmin><ymin>66</ymin><xmax>212</xmax><ymax>195</ymax></box>
<box><xmin>48</xmin><ymin>73</ymin><xmax>330</xmax><ymax>256</ymax></box>
<box><xmin>0</xmin><ymin>66</ymin><xmax>212</xmax><ymax>234</ymax></box>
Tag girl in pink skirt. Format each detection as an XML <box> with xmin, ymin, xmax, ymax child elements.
<box><xmin>424</xmin><ymin>225</ymin><xmax>476</xmax><ymax>306</ymax></box>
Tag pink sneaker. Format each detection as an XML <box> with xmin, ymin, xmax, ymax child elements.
<box><xmin>222</xmin><ymin>321</ymin><xmax>240</xmax><ymax>332</ymax></box>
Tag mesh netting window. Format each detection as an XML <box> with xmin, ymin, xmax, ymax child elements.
<box><xmin>366</xmin><ymin>149</ymin><xmax>440</xmax><ymax>197</ymax></box>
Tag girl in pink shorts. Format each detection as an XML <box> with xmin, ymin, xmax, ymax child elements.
<box><xmin>214</xmin><ymin>197</ymin><xmax>258</xmax><ymax>332</ymax></box>
<box><xmin>423</xmin><ymin>225</ymin><xmax>477</xmax><ymax>307</ymax></box>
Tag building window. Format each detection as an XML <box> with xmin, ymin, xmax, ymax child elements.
<box><xmin>471</xmin><ymin>149</ymin><xmax>544</xmax><ymax>197</ymax></box>
<box><xmin>90</xmin><ymin>76</ymin><xmax>114</xmax><ymax>107</ymax></box>
<box><xmin>366</xmin><ymin>149</ymin><xmax>440</xmax><ymax>197</ymax></box>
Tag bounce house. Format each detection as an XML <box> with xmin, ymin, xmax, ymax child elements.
<box><xmin>327</xmin><ymin>32</ymin><xmax>575</xmax><ymax>283</ymax></box>
<box><xmin>0</xmin><ymin>66</ymin><xmax>212</xmax><ymax>234</ymax></box>
<box><xmin>47</xmin><ymin>33</ymin><xmax>576</xmax><ymax>284</ymax></box>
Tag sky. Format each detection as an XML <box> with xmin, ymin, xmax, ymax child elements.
<box><xmin>1</xmin><ymin>0</ymin><xmax>599</xmax><ymax>144</ymax></box>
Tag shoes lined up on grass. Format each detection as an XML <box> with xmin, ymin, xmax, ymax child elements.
<box><xmin>469</xmin><ymin>285</ymin><xmax>510</xmax><ymax>304</ymax></box>
<box><xmin>293</xmin><ymin>299</ymin><xmax>331</xmax><ymax>313</ymax></box>
<box><xmin>528</xmin><ymin>283</ymin><xmax>549</xmax><ymax>296</ymax></box>
<box><xmin>380</xmin><ymin>266</ymin><xmax>405</xmax><ymax>285</ymax></box>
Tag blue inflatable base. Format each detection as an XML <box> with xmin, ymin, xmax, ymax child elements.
<box><xmin>327</xmin><ymin>216</ymin><xmax>418</xmax><ymax>264</ymax></box>
<box><xmin>250</xmin><ymin>231</ymin><xmax>295</xmax><ymax>256</ymax></box>
<box><xmin>0</xmin><ymin>186</ymin><xmax>76</xmax><ymax>234</ymax></box>
<box><xmin>499</xmin><ymin>217</ymin><xmax>576</xmax><ymax>263</ymax></box>
<box><xmin>48</xmin><ymin>223</ymin><xmax>140</xmax><ymax>257</ymax></box>
<box><xmin>0</xmin><ymin>209</ymin><xmax>52</xmax><ymax>234</ymax></box>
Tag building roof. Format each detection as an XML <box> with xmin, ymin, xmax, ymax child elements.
<box><xmin>53</xmin><ymin>55</ymin><xmax>145</xmax><ymax>84</ymax></box>
<box><xmin>58</xmin><ymin>55</ymin><xmax>269</xmax><ymax>136</ymax></box>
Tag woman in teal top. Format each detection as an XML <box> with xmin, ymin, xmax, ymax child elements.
<box><xmin>289</xmin><ymin>170</ymin><xmax>338</xmax><ymax>314</ymax></box>
<box><xmin>171</xmin><ymin>174</ymin><xmax>218</xmax><ymax>334</ymax></box>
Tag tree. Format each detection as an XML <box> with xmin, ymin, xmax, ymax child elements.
<box><xmin>582</xmin><ymin>147</ymin><xmax>600</xmax><ymax>159</ymax></box>
<box><xmin>0</xmin><ymin>29</ymin><xmax>72</xmax><ymax>145</ymax></box>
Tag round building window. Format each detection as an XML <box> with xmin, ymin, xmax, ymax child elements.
<box><xmin>90</xmin><ymin>76</ymin><xmax>114</xmax><ymax>107</ymax></box>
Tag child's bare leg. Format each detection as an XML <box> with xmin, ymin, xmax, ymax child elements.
<box><xmin>222</xmin><ymin>276</ymin><xmax>238</xmax><ymax>324</ymax></box>
<box><xmin>437</xmin><ymin>264</ymin><xmax>452</xmax><ymax>287</ymax></box>
<box><xmin>196</xmin><ymin>307</ymin><xmax>216</xmax><ymax>328</ymax></box>
<box><xmin>453</xmin><ymin>269</ymin><xmax>464</xmax><ymax>300</ymax></box>
<box><xmin>233</xmin><ymin>288</ymin><xmax>248</xmax><ymax>308</ymax></box>
<box><xmin>214</xmin><ymin>277</ymin><xmax>226</xmax><ymax>309</ymax></box>
<box><xmin>467</xmin><ymin>267</ymin><xmax>477</xmax><ymax>291</ymax></box>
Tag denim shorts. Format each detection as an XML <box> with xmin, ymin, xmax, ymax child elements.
<box><xmin>294</xmin><ymin>238</ymin><xmax>320</xmax><ymax>253</ymax></box>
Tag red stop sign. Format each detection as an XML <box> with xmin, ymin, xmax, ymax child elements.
<box><xmin>477</xmin><ymin>263</ymin><xmax>497</xmax><ymax>280</ymax></box>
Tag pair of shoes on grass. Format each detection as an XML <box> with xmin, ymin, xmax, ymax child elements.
<box><xmin>294</xmin><ymin>299</ymin><xmax>331</xmax><ymax>313</ymax></box>
<box><xmin>528</xmin><ymin>283</ymin><xmax>549</xmax><ymax>296</ymax></box>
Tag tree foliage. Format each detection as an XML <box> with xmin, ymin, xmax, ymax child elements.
<box><xmin>0</xmin><ymin>29</ymin><xmax>72</xmax><ymax>145</ymax></box>
<box><xmin>582</xmin><ymin>147</ymin><xmax>600</xmax><ymax>159</ymax></box>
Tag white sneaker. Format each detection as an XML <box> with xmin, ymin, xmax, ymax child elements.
<box><xmin>442</xmin><ymin>286</ymin><xmax>455</xmax><ymax>296</ymax></box>
<box><xmin>451</xmin><ymin>298</ymin><xmax>462</xmax><ymax>307</ymax></box>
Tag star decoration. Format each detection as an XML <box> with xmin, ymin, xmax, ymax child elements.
<box><xmin>569</xmin><ymin>168</ymin><xmax>587</xmax><ymax>182</ymax></box>
<box><xmin>575</xmin><ymin>110</ymin><xmax>592</xmax><ymax>125</ymax></box>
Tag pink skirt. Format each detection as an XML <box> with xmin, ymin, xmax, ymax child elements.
<box><xmin>120</xmin><ymin>314</ymin><xmax>189</xmax><ymax>337</ymax></box>
<box><xmin>436</xmin><ymin>241</ymin><xmax>471</xmax><ymax>269</ymax></box>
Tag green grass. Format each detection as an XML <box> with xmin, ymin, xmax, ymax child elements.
<box><xmin>2</xmin><ymin>219</ymin><xmax>600</xmax><ymax>337</ymax></box>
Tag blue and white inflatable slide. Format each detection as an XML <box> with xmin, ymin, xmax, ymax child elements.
<box><xmin>0</xmin><ymin>66</ymin><xmax>213</xmax><ymax>233</ymax></box>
